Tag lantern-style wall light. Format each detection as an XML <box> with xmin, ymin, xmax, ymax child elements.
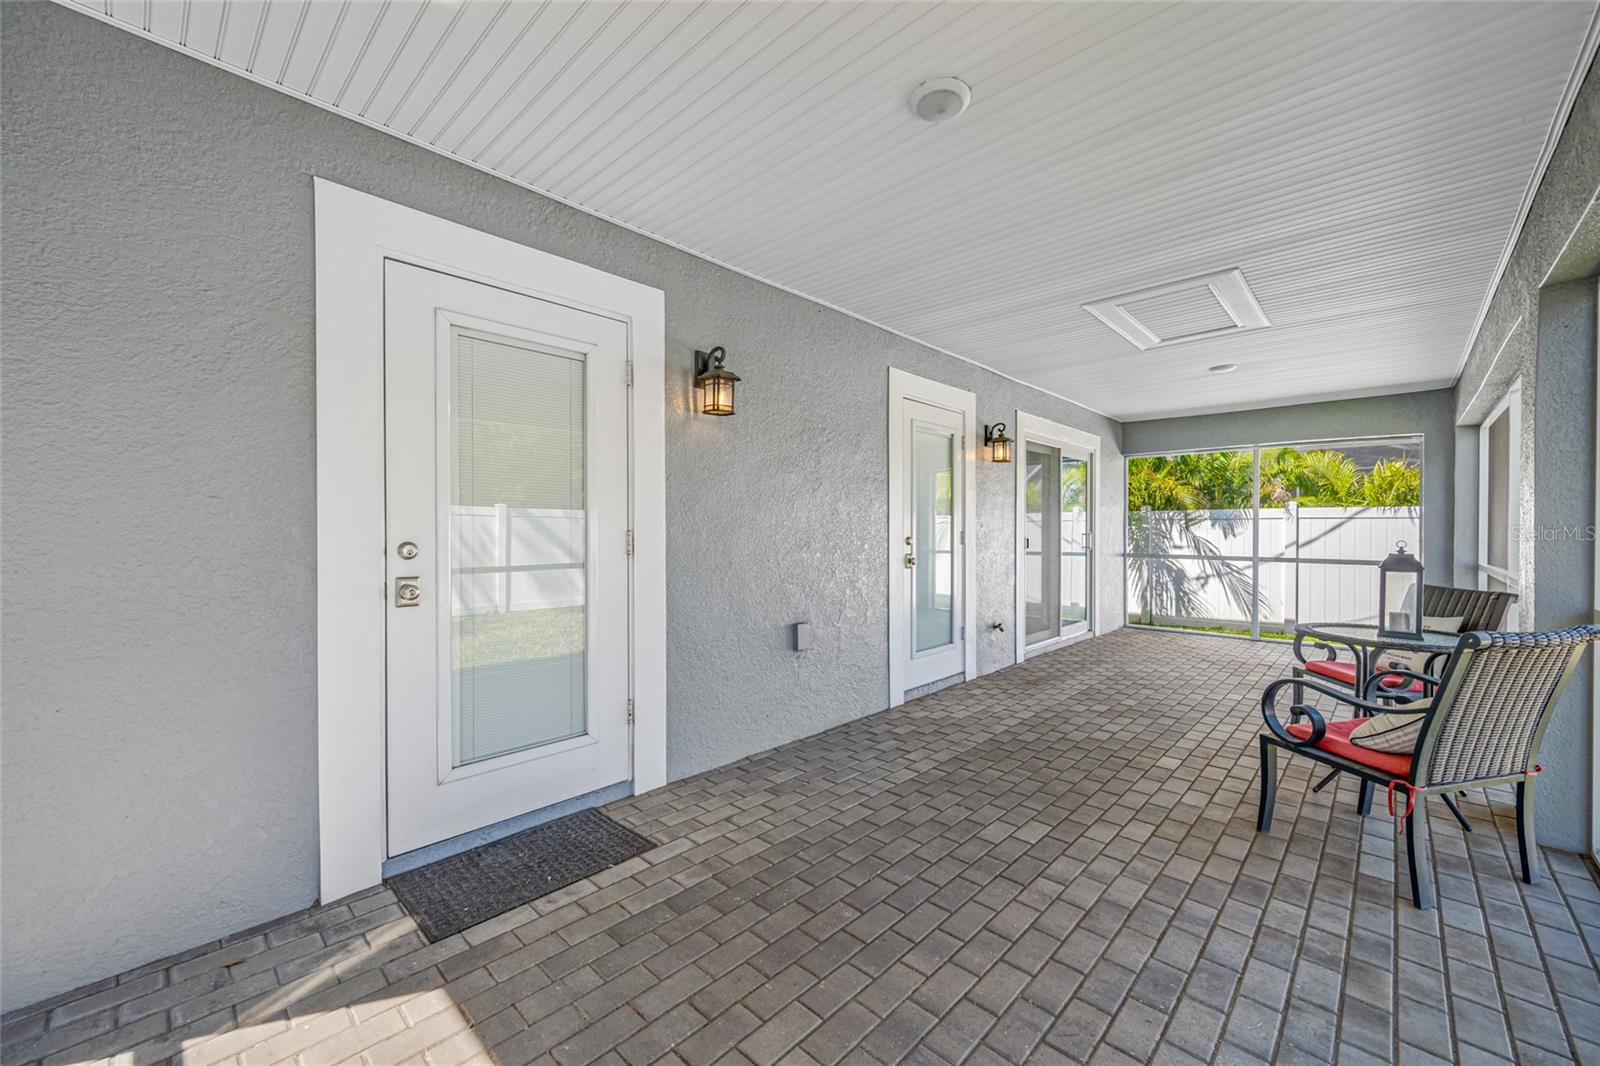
<box><xmin>695</xmin><ymin>347</ymin><xmax>740</xmax><ymax>416</ymax></box>
<box><xmin>1376</xmin><ymin>541</ymin><xmax>1424</xmax><ymax>640</ymax></box>
<box><xmin>984</xmin><ymin>423</ymin><xmax>1013</xmax><ymax>463</ymax></box>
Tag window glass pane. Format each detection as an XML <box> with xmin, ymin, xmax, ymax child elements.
<box><xmin>1127</xmin><ymin>450</ymin><xmax>1256</xmax><ymax>635</ymax></box>
<box><xmin>1060</xmin><ymin>456</ymin><xmax>1089</xmax><ymax>626</ymax></box>
<box><xmin>1025</xmin><ymin>443</ymin><xmax>1060</xmax><ymax>643</ymax></box>
<box><xmin>1259</xmin><ymin>440</ymin><xmax>1422</xmax><ymax>560</ymax></box>
<box><xmin>1126</xmin><ymin>555</ymin><xmax>1255</xmax><ymax>632</ymax></box>
<box><xmin>912</xmin><ymin>425</ymin><xmax>955</xmax><ymax>653</ymax></box>
<box><xmin>1487</xmin><ymin>412</ymin><xmax>1510</xmax><ymax>570</ymax></box>
<box><xmin>1257</xmin><ymin>560</ymin><xmax>1380</xmax><ymax>633</ymax></box>
<box><xmin>450</xmin><ymin>329</ymin><xmax>586</xmax><ymax>767</ymax></box>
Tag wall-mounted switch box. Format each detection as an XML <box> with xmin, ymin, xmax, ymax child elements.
<box><xmin>793</xmin><ymin>622</ymin><xmax>812</xmax><ymax>651</ymax></box>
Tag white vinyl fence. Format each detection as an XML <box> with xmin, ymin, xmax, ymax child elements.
<box><xmin>1022</xmin><ymin>509</ymin><xmax>1092</xmax><ymax>620</ymax></box>
<box><xmin>451</xmin><ymin>505</ymin><xmax>584</xmax><ymax>616</ymax></box>
<box><xmin>1128</xmin><ymin>504</ymin><xmax>1421</xmax><ymax>631</ymax></box>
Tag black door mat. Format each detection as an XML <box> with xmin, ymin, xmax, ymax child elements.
<box><xmin>386</xmin><ymin>808</ymin><xmax>655</xmax><ymax>942</ymax></box>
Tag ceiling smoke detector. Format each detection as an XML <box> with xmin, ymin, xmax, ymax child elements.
<box><xmin>910</xmin><ymin>77</ymin><xmax>971</xmax><ymax>123</ymax></box>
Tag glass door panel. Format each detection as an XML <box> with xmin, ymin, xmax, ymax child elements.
<box><xmin>1060</xmin><ymin>454</ymin><xmax>1090</xmax><ymax>629</ymax></box>
<box><xmin>912</xmin><ymin>424</ymin><xmax>955</xmax><ymax>653</ymax></box>
<box><xmin>1025</xmin><ymin>443</ymin><xmax>1061</xmax><ymax>644</ymax></box>
<box><xmin>449</xmin><ymin>328</ymin><xmax>587</xmax><ymax>767</ymax></box>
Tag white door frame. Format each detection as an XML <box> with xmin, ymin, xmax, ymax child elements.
<box><xmin>313</xmin><ymin>179</ymin><xmax>666</xmax><ymax>903</ymax></box>
<box><xmin>1592</xmin><ymin>287</ymin><xmax>1599</xmax><ymax>866</ymax></box>
<box><xmin>1476</xmin><ymin>377</ymin><xmax>1522</xmax><ymax>623</ymax></box>
<box><xmin>1013</xmin><ymin>412</ymin><xmax>1101</xmax><ymax>660</ymax></box>
<box><xmin>887</xmin><ymin>368</ymin><xmax>977</xmax><ymax>707</ymax></box>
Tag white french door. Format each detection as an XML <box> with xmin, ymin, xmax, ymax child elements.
<box><xmin>384</xmin><ymin>260</ymin><xmax>631</xmax><ymax>856</ymax></box>
<box><xmin>895</xmin><ymin>399</ymin><xmax>968</xmax><ymax>692</ymax></box>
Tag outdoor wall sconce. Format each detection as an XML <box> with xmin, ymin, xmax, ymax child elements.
<box><xmin>695</xmin><ymin>347</ymin><xmax>740</xmax><ymax>416</ymax></box>
<box><xmin>984</xmin><ymin>423</ymin><xmax>1014</xmax><ymax>463</ymax></box>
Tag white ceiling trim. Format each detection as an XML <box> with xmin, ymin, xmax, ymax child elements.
<box><xmin>49</xmin><ymin>0</ymin><xmax>1118</xmax><ymax>423</ymax></box>
<box><xmin>1125</xmin><ymin>374</ymin><xmax>1461</xmax><ymax>425</ymax></box>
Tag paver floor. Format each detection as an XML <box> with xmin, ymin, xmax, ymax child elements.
<box><xmin>6</xmin><ymin>629</ymin><xmax>1600</xmax><ymax>1065</ymax></box>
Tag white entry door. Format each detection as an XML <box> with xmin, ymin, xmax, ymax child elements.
<box><xmin>384</xmin><ymin>260</ymin><xmax>631</xmax><ymax>857</ymax></box>
<box><xmin>897</xmin><ymin>400</ymin><xmax>967</xmax><ymax>690</ymax></box>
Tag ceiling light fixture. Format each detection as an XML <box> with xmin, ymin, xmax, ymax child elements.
<box><xmin>909</xmin><ymin>77</ymin><xmax>971</xmax><ymax>123</ymax></box>
<box><xmin>1208</xmin><ymin>364</ymin><xmax>1238</xmax><ymax>374</ymax></box>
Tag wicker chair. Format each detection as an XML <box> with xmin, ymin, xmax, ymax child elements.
<box><xmin>1259</xmin><ymin>625</ymin><xmax>1600</xmax><ymax>909</ymax></box>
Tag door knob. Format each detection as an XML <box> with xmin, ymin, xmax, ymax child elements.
<box><xmin>904</xmin><ymin>553</ymin><xmax>917</xmax><ymax>568</ymax></box>
<box><xmin>395</xmin><ymin>578</ymin><xmax>421</xmax><ymax>607</ymax></box>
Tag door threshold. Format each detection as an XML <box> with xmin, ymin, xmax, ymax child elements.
<box><xmin>1024</xmin><ymin>629</ymin><xmax>1095</xmax><ymax>659</ymax></box>
<box><xmin>382</xmin><ymin>779</ymin><xmax>632</xmax><ymax>878</ymax></box>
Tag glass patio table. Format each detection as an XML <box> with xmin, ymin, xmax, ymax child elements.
<box><xmin>1293</xmin><ymin>622</ymin><xmax>1462</xmax><ymax>701</ymax></box>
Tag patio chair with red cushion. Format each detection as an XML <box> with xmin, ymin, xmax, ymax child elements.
<box><xmin>1291</xmin><ymin>584</ymin><xmax>1519</xmax><ymax>817</ymax></box>
<box><xmin>1258</xmin><ymin>625</ymin><xmax>1600</xmax><ymax>909</ymax></box>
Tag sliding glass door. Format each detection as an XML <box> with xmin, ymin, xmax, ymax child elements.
<box><xmin>1023</xmin><ymin>439</ymin><xmax>1093</xmax><ymax>650</ymax></box>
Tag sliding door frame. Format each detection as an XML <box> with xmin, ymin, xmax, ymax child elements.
<box><xmin>1013</xmin><ymin>412</ymin><xmax>1101</xmax><ymax>660</ymax></box>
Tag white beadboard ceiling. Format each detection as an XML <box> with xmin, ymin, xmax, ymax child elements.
<box><xmin>64</xmin><ymin>0</ymin><xmax>1600</xmax><ymax>420</ymax></box>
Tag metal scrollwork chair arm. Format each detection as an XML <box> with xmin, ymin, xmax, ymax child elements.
<box><xmin>1260</xmin><ymin>676</ymin><xmax>1392</xmax><ymax>748</ymax></box>
<box><xmin>1292</xmin><ymin>631</ymin><xmax>1341</xmax><ymax>667</ymax></box>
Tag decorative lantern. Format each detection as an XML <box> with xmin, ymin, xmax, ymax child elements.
<box><xmin>1377</xmin><ymin>541</ymin><xmax>1424</xmax><ymax>640</ymax></box>
<box><xmin>984</xmin><ymin>423</ymin><xmax>1014</xmax><ymax>463</ymax></box>
<box><xmin>694</xmin><ymin>346</ymin><xmax>739</xmax><ymax>416</ymax></box>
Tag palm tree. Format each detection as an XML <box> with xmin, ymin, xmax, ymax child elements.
<box><xmin>1359</xmin><ymin>459</ymin><xmax>1422</xmax><ymax>506</ymax></box>
<box><xmin>1127</xmin><ymin>455</ymin><xmax>1259</xmax><ymax>626</ymax></box>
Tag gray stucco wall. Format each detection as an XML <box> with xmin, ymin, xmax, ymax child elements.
<box><xmin>1121</xmin><ymin>390</ymin><xmax>1457</xmax><ymax>574</ymax></box>
<box><xmin>1529</xmin><ymin>280</ymin><xmax>1597</xmax><ymax>854</ymax></box>
<box><xmin>1454</xmin><ymin>56</ymin><xmax>1599</xmax><ymax>620</ymax></box>
<box><xmin>1450</xmin><ymin>53</ymin><xmax>1599</xmax><ymax>855</ymax></box>
<box><xmin>0</xmin><ymin>3</ymin><xmax>1124</xmax><ymax>1009</ymax></box>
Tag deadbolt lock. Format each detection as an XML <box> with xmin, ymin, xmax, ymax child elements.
<box><xmin>396</xmin><ymin>541</ymin><xmax>419</xmax><ymax>560</ymax></box>
<box><xmin>395</xmin><ymin>578</ymin><xmax>421</xmax><ymax>607</ymax></box>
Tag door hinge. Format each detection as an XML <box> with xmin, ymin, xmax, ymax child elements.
<box><xmin>625</xmin><ymin>529</ymin><xmax>634</xmax><ymax>556</ymax></box>
<box><xmin>625</xmin><ymin>360</ymin><xmax>634</xmax><ymax>388</ymax></box>
<box><xmin>959</xmin><ymin>530</ymin><xmax>965</xmax><ymax>545</ymax></box>
<box><xmin>627</xmin><ymin>699</ymin><xmax>635</xmax><ymax>724</ymax></box>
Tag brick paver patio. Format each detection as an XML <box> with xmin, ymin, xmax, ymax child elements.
<box><xmin>6</xmin><ymin>629</ymin><xmax>1600</xmax><ymax>1066</ymax></box>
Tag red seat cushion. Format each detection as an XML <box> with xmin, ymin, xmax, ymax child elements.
<box><xmin>1304</xmin><ymin>658</ymin><xmax>1423</xmax><ymax>693</ymax></box>
<box><xmin>1304</xmin><ymin>659</ymin><xmax>1357</xmax><ymax>684</ymax></box>
<box><xmin>1286</xmin><ymin>718</ymin><xmax>1413</xmax><ymax>777</ymax></box>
